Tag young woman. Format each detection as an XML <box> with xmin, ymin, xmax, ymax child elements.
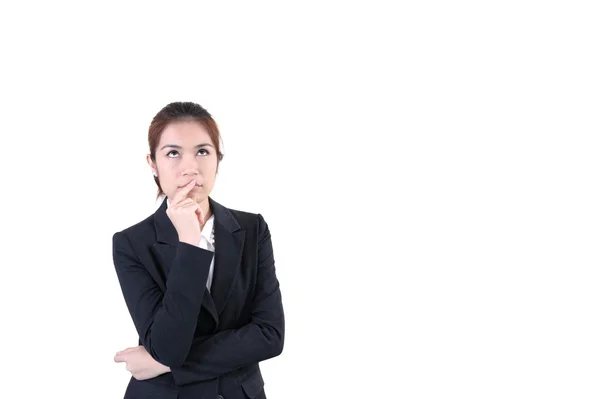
<box><xmin>112</xmin><ymin>102</ymin><xmax>284</xmax><ymax>399</ymax></box>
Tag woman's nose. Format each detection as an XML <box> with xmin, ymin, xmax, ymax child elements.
<box><xmin>180</xmin><ymin>156</ymin><xmax>199</xmax><ymax>176</ymax></box>
<box><xmin>182</xmin><ymin>168</ymin><xmax>199</xmax><ymax>176</ymax></box>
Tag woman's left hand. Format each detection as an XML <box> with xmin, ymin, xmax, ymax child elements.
<box><xmin>114</xmin><ymin>346</ymin><xmax>171</xmax><ymax>380</ymax></box>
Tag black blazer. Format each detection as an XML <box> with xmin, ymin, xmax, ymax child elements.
<box><xmin>112</xmin><ymin>197</ymin><xmax>284</xmax><ymax>399</ymax></box>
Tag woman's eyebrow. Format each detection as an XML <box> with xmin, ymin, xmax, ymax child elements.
<box><xmin>160</xmin><ymin>143</ymin><xmax>214</xmax><ymax>150</ymax></box>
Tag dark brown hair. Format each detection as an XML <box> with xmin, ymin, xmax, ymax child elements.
<box><xmin>148</xmin><ymin>102</ymin><xmax>224</xmax><ymax>197</ymax></box>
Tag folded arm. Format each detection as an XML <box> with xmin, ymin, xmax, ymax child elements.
<box><xmin>113</xmin><ymin>233</ymin><xmax>213</xmax><ymax>367</ymax></box>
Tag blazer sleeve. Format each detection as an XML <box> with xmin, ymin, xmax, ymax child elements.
<box><xmin>112</xmin><ymin>232</ymin><xmax>214</xmax><ymax>367</ymax></box>
<box><xmin>170</xmin><ymin>214</ymin><xmax>285</xmax><ymax>386</ymax></box>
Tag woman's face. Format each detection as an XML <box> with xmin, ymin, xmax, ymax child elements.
<box><xmin>147</xmin><ymin>120</ymin><xmax>218</xmax><ymax>203</ymax></box>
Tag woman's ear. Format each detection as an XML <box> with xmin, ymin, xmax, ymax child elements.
<box><xmin>146</xmin><ymin>154</ymin><xmax>158</xmax><ymax>176</ymax></box>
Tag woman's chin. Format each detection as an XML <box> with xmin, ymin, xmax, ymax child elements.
<box><xmin>189</xmin><ymin>193</ymin><xmax>206</xmax><ymax>204</ymax></box>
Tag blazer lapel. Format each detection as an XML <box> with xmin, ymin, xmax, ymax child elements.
<box><xmin>151</xmin><ymin>197</ymin><xmax>177</xmax><ymax>279</ymax></box>
<box><xmin>209</xmin><ymin>197</ymin><xmax>246</xmax><ymax>316</ymax></box>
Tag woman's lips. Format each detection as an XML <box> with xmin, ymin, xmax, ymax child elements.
<box><xmin>178</xmin><ymin>182</ymin><xmax>202</xmax><ymax>188</ymax></box>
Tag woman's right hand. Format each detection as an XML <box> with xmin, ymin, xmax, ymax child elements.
<box><xmin>166</xmin><ymin>180</ymin><xmax>202</xmax><ymax>246</ymax></box>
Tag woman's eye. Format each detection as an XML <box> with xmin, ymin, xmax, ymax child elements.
<box><xmin>198</xmin><ymin>149</ymin><xmax>209</xmax><ymax>156</ymax></box>
<box><xmin>167</xmin><ymin>150</ymin><xmax>179</xmax><ymax>157</ymax></box>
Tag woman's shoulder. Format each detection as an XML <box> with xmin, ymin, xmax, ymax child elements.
<box><xmin>112</xmin><ymin>212</ymin><xmax>156</xmax><ymax>243</ymax></box>
<box><xmin>221</xmin><ymin>207</ymin><xmax>272</xmax><ymax>244</ymax></box>
<box><xmin>220</xmin><ymin>203</ymin><xmax>268</xmax><ymax>230</ymax></box>
<box><xmin>226</xmin><ymin>206</ymin><xmax>259</xmax><ymax>221</ymax></box>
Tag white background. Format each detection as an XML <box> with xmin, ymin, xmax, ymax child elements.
<box><xmin>0</xmin><ymin>1</ymin><xmax>599</xmax><ymax>398</ymax></box>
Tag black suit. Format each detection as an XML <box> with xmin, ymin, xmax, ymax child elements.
<box><xmin>112</xmin><ymin>197</ymin><xmax>284</xmax><ymax>399</ymax></box>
